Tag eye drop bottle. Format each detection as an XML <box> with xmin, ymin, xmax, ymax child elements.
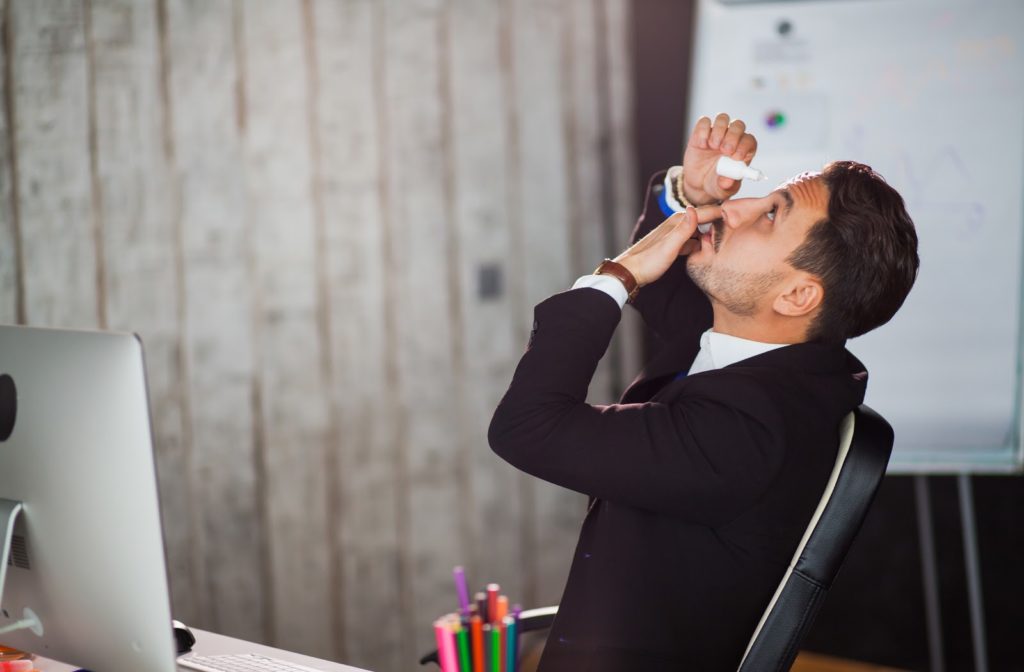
<box><xmin>716</xmin><ymin>156</ymin><xmax>766</xmax><ymax>181</ymax></box>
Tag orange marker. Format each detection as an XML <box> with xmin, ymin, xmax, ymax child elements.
<box><xmin>495</xmin><ymin>594</ymin><xmax>508</xmax><ymax>622</ymax></box>
<box><xmin>470</xmin><ymin>614</ymin><xmax>484</xmax><ymax>672</ymax></box>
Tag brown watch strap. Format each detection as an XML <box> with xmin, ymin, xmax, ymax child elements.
<box><xmin>593</xmin><ymin>259</ymin><xmax>640</xmax><ymax>303</ymax></box>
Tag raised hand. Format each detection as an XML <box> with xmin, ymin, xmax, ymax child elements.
<box><xmin>613</xmin><ymin>205</ymin><xmax>722</xmax><ymax>287</ymax></box>
<box><xmin>681</xmin><ymin>113</ymin><xmax>758</xmax><ymax>206</ymax></box>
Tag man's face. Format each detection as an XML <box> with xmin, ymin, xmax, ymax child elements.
<box><xmin>686</xmin><ymin>172</ymin><xmax>830</xmax><ymax>317</ymax></box>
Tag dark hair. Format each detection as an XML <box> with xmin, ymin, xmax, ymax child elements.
<box><xmin>787</xmin><ymin>161</ymin><xmax>919</xmax><ymax>344</ymax></box>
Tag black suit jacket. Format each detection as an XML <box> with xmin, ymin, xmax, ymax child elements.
<box><xmin>488</xmin><ymin>172</ymin><xmax>869</xmax><ymax>671</ymax></box>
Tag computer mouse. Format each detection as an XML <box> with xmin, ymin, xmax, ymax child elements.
<box><xmin>172</xmin><ymin>619</ymin><xmax>196</xmax><ymax>654</ymax></box>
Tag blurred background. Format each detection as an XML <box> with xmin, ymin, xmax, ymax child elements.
<box><xmin>0</xmin><ymin>1</ymin><xmax>640</xmax><ymax>669</ymax></box>
<box><xmin>0</xmin><ymin>1</ymin><xmax>1021</xmax><ymax>671</ymax></box>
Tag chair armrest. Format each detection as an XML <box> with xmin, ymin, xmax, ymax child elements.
<box><xmin>515</xmin><ymin>605</ymin><xmax>558</xmax><ymax>633</ymax></box>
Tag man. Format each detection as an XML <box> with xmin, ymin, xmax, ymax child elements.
<box><xmin>488</xmin><ymin>113</ymin><xmax>919</xmax><ymax>670</ymax></box>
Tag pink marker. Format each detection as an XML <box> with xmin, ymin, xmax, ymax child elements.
<box><xmin>433</xmin><ymin>618</ymin><xmax>455</xmax><ymax>672</ymax></box>
<box><xmin>441</xmin><ymin>617</ymin><xmax>459</xmax><ymax>672</ymax></box>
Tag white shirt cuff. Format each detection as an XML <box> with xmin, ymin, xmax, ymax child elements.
<box><xmin>571</xmin><ymin>274</ymin><xmax>628</xmax><ymax>309</ymax></box>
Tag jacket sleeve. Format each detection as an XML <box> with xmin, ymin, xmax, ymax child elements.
<box><xmin>627</xmin><ymin>171</ymin><xmax>713</xmax><ymax>345</ymax></box>
<box><xmin>489</xmin><ymin>288</ymin><xmax>785</xmax><ymax>527</ymax></box>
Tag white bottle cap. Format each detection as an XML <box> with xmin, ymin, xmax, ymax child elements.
<box><xmin>716</xmin><ymin>156</ymin><xmax>766</xmax><ymax>182</ymax></box>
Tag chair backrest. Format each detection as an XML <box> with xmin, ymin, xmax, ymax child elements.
<box><xmin>736</xmin><ymin>404</ymin><xmax>894</xmax><ymax>672</ymax></box>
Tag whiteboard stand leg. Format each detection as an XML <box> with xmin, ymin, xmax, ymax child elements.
<box><xmin>914</xmin><ymin>475</ymin><xmax>944</xmax><ymax>672</ymax></box>
<box><xmin>957</xmin><ymin>474</ymin><xmax>988</xmax><ymax>672</ymax></box>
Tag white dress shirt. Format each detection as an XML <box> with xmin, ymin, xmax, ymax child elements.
<box><xmin>570</xmin><ymin>275</ymin><xmax>788</xmax><ymax>374</ymax></box>
<box><xmin>685</xmin><ymin>328</ymin><xmax>787</xmax><ymax>375</ymax></box>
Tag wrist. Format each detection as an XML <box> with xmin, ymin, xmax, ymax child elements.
<box><xmin>594</xmin><ymin>258</ymin><xmax>640</xmax><ymax>302</ymax></box>
<box><xmin>682</xmin><ymin>182</ymin><xmax>714</xmax><ymax>207</ymax></box>
<box><xmin>675</xmin><ymin>165</ymin><xmax>720</xmax><ymax>208</ymax></box>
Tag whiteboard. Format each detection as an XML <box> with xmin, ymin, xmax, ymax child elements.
<box><xmin>688</xmin><ymin>0</ymin><xmax>1024</xmax><ymax>472</ymax></box>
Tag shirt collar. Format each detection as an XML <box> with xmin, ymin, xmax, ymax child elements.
<box><xmin>696</xmin><ymin>328</ymin><xmax>790</xmax><ymax>372</ymax></box>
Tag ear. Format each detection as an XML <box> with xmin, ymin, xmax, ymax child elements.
<box><xmin>772</xmin><ymin>274</ymin><xmax>823</xmax><ymax>318</ymax></box>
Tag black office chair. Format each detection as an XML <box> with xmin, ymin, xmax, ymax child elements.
<box><xmin>421</xmin><ymin>404</ymin><xmax>894</xmax><ymax>671</ymax></box>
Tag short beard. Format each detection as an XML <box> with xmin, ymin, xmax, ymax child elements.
<box><xmin>687</xmin><ymin>261</ymin><xmax>783</xmax><ymax>317</ymax></box>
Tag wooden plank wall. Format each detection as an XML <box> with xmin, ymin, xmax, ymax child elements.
<box><xmin>0</xmin><ymin>0</ymin><xmax>639</xmax><ymax>669</ymax></box>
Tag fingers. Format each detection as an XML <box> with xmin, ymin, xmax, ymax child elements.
<box><xmin>655</xmin><ymin>211</ymin><xmax>698</xmax><ymax>250</ymax></box>
<box><xmin>679</xmin><ymin>239</ymin><xmax>701</xmax><ymax>256</ymax></box>
<box><xmin>634</xmin><ymin>211</ymin><xmax>691</xmax><ymax>252</ymax></box>
<box><xmin>720</xmin><ymin>119</ymin><xmax>746</xmax><ymax>155</ymax></box>
<box><xmin>690</xmin><ymin>115</ymin><xmax>712</xmax><ymax>149</ymax></box>
<box><xmin>735</xmin><ymin>132</ymin><xmax>757</xmax><ymax>162</ymax></box>
<box><xmin>695</xmin><ymin>113</ymin><xmax>758</xmax><ymax>161</ymax></box>
<box><xmin>691</xmin><ymin>204</ymin><xmax>722</xmax><ymax>224</ymax></box>
<box><xmin>667</xmin><ymin>210</ymin><xmax>695</xmax><ymax>238</ymax></box>
<box><xmin>616</xmin><ymin>211</ymin><xmax>696</xmax><ymax>285</ymax></box>
<box><xmin>708</xmin><ymin>113</ymin><xmax>731</xmax><ymax>150</ymax></box>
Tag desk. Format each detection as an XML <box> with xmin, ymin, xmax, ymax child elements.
<box><xmin>30</xmin><ymin>628</ymin><xmax>372</xmax><ymax>672</ymax></box>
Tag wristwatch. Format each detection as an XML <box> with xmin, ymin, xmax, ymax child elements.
<box><xmin>594</xmin><ymin>259</ymin><xmax>640</xmax><ymax>304</ymax></box>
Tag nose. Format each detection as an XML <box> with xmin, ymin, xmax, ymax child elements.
<box><xmin>720</xmin><ymin>197</ymin><xmax>763</xmax><ymax>229</ymax></box>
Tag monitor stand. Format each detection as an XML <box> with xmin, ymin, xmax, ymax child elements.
<box><xmin>0</xmin><ymin>498</ymin><xmax>22</xmax><ymax>607</ymax></box>
<box><xmin>0</xmin><ymin>498</ymin><xmax>42</xmax><ymax>637</ymax></box>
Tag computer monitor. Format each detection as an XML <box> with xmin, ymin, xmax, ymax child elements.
<box><xmin>0</xmin><ymin>324</ymin><xmax>178</xmax><ymax>672</ymax></box>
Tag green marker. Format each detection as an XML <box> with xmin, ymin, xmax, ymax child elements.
<box><xmin>491</xmin><ymin>624</ymin><xmax>501</xmax><ymax>672</ymax></box>
<box><xmin>456</xmin><ymin>627</ymin><xmax>471</xmax><ymax>672</ymax></box>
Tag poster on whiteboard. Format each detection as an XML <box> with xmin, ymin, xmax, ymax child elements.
<box><xmin>688</xmin><ymin>0</ymin><xmax>1024</xmax><ymax>472</ymax></box>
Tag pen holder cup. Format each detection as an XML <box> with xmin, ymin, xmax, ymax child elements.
<box><xmin>423</xmin><ymin>605</ymin><xmax>556</xmax><ymax>672</ymax></box>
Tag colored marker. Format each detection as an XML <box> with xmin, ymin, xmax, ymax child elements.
<box><xmin>486</xmin><ymin>583</ymin><xmax>500</xmax><ymax>624</ymax></box>
<box><xmin>490</xmin><ymin>622</ymin><xmax>502</xmax><ymax>672</ymax></box>
<box><xmin>504</xmin><ymin>616</ymin><xmax>517</xmax><ymax>672</ymax></box>
<box><xmin>456</xmin><ymin>624</ymin><xmax>472</xmax><ymax>672</ymax></box>
<box><xmin>453</xmin><ymin>566</ymin><xmax>471</xmax><ymax>617</ymax></box>
<box><xmin>501</xmin><ymin>619</ymin><xmax>509</xmax><ymax>672</ymax></box>
<box><xmin>434</xmin><ymin>618</ymin><xmax>454</xmax><ymax>672</ymax></box>
<box><xmin>511</xmin><ymin>605</ymin><xmax>522</xmax><ymax>670</ymax></box>
<box><xmin>482</xmin><ymin>624</ymin><xmax>493</xmax><ymax>672</ymax></box>
<box><xmin>471</xmin><ymin>615</ymin><xmax>484</xmax><ymax>672</ymax></box>
<box><xmin>442</xmin><ymin>617</ymin><xmax>459</xmax><ymax>672</ymax></box>
<box><xmin>495</xmin><ymin>595</ymin><xmax>508</xmax><ymax>622</ymax></box>
<box><xmin>476</xmin><ymin>591</ymin><xmax>489</xmax><ymax>623</ymax></box>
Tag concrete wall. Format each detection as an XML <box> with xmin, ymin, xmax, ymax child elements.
<box><xmin>0</xmin><ymin>1</ymin><xmax>641</xmax><ymax>669</ymax></box>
